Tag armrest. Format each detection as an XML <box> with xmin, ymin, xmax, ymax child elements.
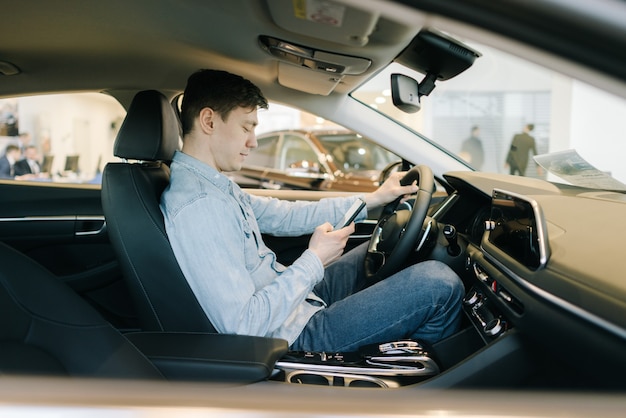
<box><xmin>125</xmin><ymin>332</ymin><xmax>288</xmax><ymax>383</ymax></box>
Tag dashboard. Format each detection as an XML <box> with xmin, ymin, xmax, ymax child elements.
<box><xmin>429</xmin><ymin>171</ymin><xmax>626</xmax><ymax>387</ymax></box>
<box><xmin>484</xmin><ymin>189</ymin><xmax>548</xmax><ymax>270</ymax></box>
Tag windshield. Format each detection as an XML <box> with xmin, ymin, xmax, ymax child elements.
<box><xmin>353</xmin><ymin>41</ymin><xmax>626</xmax><ymax>190</ymax></box>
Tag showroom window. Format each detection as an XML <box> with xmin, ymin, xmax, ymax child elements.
<box><xmin>0</xmin><ymin>93</ymin><xmax>125</xmax><ymax>184</ymax></box>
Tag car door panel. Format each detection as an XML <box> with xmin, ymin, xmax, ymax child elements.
<box><xmin>0</xmin><ymin>181</ymin><xmax>136</xmax><ymax>328</ymax></box>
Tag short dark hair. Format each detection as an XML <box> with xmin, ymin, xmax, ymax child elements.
<box><xmin>526</xmin><ymin>123</ymin><xmax>535</xmax><ymax>131</ymax></box>
<box><xmin>5</xmin><ymin>144</ymin><xmax>19</xmax><ymax>153</ymax></box>
<box><xmin>180</xmin><ymin>69</ymin><xmax>268</xmax><ymax>135</ymax></box>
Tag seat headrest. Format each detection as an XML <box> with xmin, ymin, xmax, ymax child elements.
<box><xmin>113</xmin><ymin>90</ymin><xmax>180</xmax><ymax>161</ymax></box>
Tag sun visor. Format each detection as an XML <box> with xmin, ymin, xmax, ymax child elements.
<box><xmin>266</xmin><ymin>0</ymin><xmax>379</xmax><ymax>46</ymax></box>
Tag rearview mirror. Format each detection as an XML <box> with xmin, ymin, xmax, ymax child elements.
<box><xmin>392</xmin><ymin>29</ymin><xmax>481</xmax><ymax>113</ymax></box>
<box><xmin>391</xmin><ymin>74</ymin><xmax>420</xmax><ymax>113</ymax></box>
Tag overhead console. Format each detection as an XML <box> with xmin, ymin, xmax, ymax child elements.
<box><xmin>261</xmin><ymin>0</ymin><xmax>377</xmax><ymax>95</ymax></box>
<box><xmin>261</xmin><ymin>0</ymin><xmax>418</xmax><ymax>95</ymax></box>
<box><xmin>259</xmin><ymin>35</ymin><xmax>371</xmax><ymax>75</ymax></box>
<box><xmin>259</xmin><ymin>35</ymin><xmax>371</xmax><ymax>95</ymax></box>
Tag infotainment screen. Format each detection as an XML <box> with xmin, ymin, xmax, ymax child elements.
<box><xmin>486</xmin><ymin>189</ymin><xmax>549</xmax><ymax>269</ymax></box>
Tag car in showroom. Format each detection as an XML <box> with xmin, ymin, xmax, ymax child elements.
<box><xmin>231</xmin><ymin>128</ymin><xmax>400</xmax><ymax>192</ymax></box>
<box><xmin>0</xmin><ymin>0</ymin><xmax>625</xmax><ymax>416</ymax></box>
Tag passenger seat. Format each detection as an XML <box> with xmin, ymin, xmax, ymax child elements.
<box><xmin>0</xmin><ymin>241</ymin><xmax>163</xmax><ymax>379</ymax></box>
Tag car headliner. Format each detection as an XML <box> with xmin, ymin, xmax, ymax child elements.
<box><xmin>1</xmin><ymin>1</ymin><xmax>414</xmax><ymax>102</ymax></box>
<box><xmin>2</xmin><ymin>0</ymin><xmax>626</xmax><ymax>109</ymax></box>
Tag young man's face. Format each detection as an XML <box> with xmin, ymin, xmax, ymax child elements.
<box><xmin>210</xmin><ymin>106</ymin><xmax>258</xmax><ymax>172</ymax></box>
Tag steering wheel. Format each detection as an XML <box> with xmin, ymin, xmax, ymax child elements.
<box><xmin>364</xmin><ymin>165</ymin><xmax>435</xmax><ymax>283</ymax></box>
<box><xmin>378</xmin><ymin>160</ymin><xmax>402</xmax><ymax>184</ymax></box>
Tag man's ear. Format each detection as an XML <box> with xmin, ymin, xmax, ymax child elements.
<box><xmin>198</xmin><ymin>107</ymin><xmax>216</xmax><ymax>134</ymax></box>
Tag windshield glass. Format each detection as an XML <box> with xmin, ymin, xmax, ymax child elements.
<box><xmin>353</xmin><ymin>41</ymin><xmax>626</xmax><ymax>190</ymax></box>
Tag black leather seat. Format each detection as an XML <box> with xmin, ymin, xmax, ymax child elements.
<box><xmin>0</xmin><ymin>241</ymin><xmax>163</xmax><ymax>379</ymax></box>
<box><xmin>100</xmin><ymin>91</ymin><xmax>288</xmax><ymax>384</ymax></box>
<box><xmin>101</xmin><ymin>90</ymin><xmax>217</xmax><ymax>333</ymax></box>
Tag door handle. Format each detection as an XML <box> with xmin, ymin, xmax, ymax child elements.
<box><xmin>75</xmin><ymin>216</ymin><xmax>106</xmax><ymax>236</ymax></box>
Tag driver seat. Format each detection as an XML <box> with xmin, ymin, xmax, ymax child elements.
<box><xmin>101</xmin><ymin>90</ymin><xmax>216</xmax><ymax>333</ymax></box>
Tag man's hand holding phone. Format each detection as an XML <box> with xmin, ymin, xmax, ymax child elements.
<box><xmin>309</xmin><ymin>222</ymin><xmax>354</xmax><ymax>266</ymax></box>
<box><xmin>308</xmin><ymin>198</ymin><xmax>365</xmax><ymax>266</ymax></box>
<box><xmin>334</xmin><ymin>198</ymin><xmax>366</xmax><ymax>229</ymax></box>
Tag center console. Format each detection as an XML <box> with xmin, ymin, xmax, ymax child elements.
<box><xmin>273</xmin><ymin>340</ymin><xmax>441</xmax><ymax>388</ymax></box>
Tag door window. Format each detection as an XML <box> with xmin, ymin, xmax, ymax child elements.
<box><xmin>0</xmin><ymin>93</ymin><xmax>125</xmax><ymax>185</ymax></box>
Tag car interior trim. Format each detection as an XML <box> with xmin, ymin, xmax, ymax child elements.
<box><xmin>74</xmin><ymin>216</ymin><xmax>107</xmax><ymax>236</ymax></box>
<box><xmin>0</xmin><ymin>215</ymin><xmax>77</xmax><ymax>222</ymax></box>
<box><xmin>430</xmin><ymin>192</ymin><xmax>460</xmax><ymax>219</ymax></box>
<box><xmin>481</xmin><ymin>249</ymin><xmax>626</xmax><ymax>341</ymax></box>
<box><xmin>487</xmin><ymin>189</ymin><xmax>550</xmax><ymax>269</ymax></box>
<box><xmin>0</xmin><ymin>215</ymin><xmax>107</xmax><ymax>239</ymax></box>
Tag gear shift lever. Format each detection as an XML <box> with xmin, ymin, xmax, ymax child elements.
<box><xmin>443</xmin><ymin>224</ymin><xmax>461</xmax><ymax>256</ymax></box>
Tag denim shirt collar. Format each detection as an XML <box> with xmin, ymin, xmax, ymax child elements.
<box><xmin>172</xmin><ymin>150</ymin><xmax>232</xmax><ymax>194</ymax></box>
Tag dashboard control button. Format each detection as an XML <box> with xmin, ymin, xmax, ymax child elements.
<box><xmin>472</xmin><ymin>263</ymin><xmax>490</xmax><ymax>282</ymax></box>
<box><xmin>484</xmin><ymin>318</ymin><xmax>503</xmax><ymax>336</ymax></box>
<box><xmin>463</xmin><ymin>290</ymin><xmax>480</xmax><ymax>306</ymax></box>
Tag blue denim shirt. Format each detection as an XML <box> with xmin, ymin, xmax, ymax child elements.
<box><xmin>160</xmin><ymin>151</ymin><xmax>366</xmax><ymax>344</ymax></box>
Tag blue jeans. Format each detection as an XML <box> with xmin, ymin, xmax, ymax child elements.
<box><xmin>291</xmin><ymin>242</ymin><xmax>464</xmax><ymax>352</ymax></box>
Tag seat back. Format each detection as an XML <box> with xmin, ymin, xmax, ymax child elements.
<box><xmin>0</xmin><ymin>241</ymin><xmax>163</xmax><ymax>379</ymax></box>
<box><xmin>101</xmin><ymin>90</ymin><xmax>216</xmax><ymax>333</ymax></box>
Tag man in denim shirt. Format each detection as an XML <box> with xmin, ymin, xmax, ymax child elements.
<box><xmin>161</xmin><ymin>70</ymin><xmax>464</xmax><ymax>352</ymax></box>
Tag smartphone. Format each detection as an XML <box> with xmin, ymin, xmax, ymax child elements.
<box><xmin>334</xmin><ymin>198</ymin><xmax>366</xmax><ymax>229</ymax></box>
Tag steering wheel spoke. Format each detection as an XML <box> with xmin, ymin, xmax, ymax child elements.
<box><xmin>416</xmin><ymin>218</ymin><xmax>434</xmax><ymax>252</ymax></box>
